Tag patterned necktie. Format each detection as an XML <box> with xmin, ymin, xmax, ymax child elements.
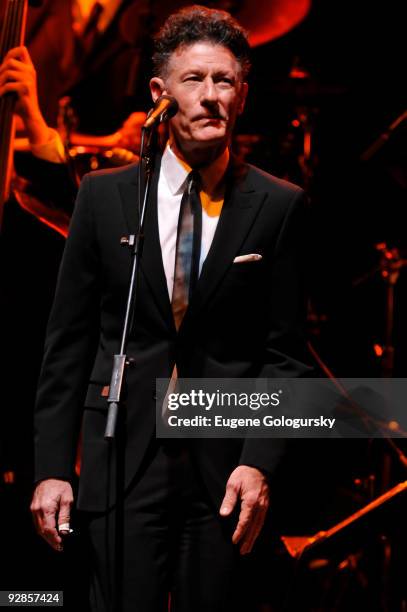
<box><xmin>171</xmin><ymin>171</ymin><xmax>202</xmax><ymax>330</ymax></box>
<box><xmin>161</xmin><ymin>172</ymin><xmax>202</xmax><ymax>421</ymax></box>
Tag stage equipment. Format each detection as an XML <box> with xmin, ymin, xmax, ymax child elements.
<box><xmin>361</xmin><ymin>109</ymin><xmax>407</xmax><ymax>162</ymax></box>
<box><xmin>142</xmin><ymin>95</ymin><xmax>178</xmax><ymax>130</ymax></box>
<box><xmin>236</xmin><ymin>0</ymin><xmax>311</xmax><ymax>47</ymax></box>
<box><xmin>12</xmin><ymin>174</ymin><xmax>70</xmax><ymax>237</ymax></box>
<box><xmin>57</xmin><ymin>96</ymin><xmax>139</xmax><ymax>186</ymax></box>
<box><xmin>104</xmin><ymin>97</ymin><xmax>178</xmax><ymax>439</ymax></box>
<box><xmin>353</xmin><ymin>243</ymin><xmax>407</xmax><ymax>378</ymax></box>
<box><xmin>282</xmin><ymin>480</ymin><xmax>407</xmax><ymax>610</ymax></box>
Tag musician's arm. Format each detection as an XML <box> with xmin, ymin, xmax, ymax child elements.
<box><xmin>0</xmin><ymin>45</ymin><xmax>65</xmax><ymax>163</ymax></box>
<box><xmin>1</xmin><ymin>46</ymin><xmax>145</xmax><ymax>160</ymax></box>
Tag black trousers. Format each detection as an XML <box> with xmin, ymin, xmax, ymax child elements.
<box><xmin>83</xmin><ymin>441</ymin><xmax>259</xmax><ymax>612</ymax></box>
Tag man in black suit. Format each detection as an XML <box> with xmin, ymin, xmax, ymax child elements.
<box><xmin>31</xmin><ymin>5</ymin><xmax>311</xmax><ymax>611</ymax></box>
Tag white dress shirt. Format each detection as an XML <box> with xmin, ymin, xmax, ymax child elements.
<box><xmin>158</xmin><ymin>145</ymin><xmax>228</xmax><ymax>300</ymax></box>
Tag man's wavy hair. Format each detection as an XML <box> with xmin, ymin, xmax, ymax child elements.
<box><xmin>152</xmin><ymin>5</ymin><xmax>251</xmax><ymax>81</ymax></box>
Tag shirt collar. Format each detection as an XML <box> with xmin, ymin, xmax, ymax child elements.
<box><xmin>161</xmin><ymin>144</ymin><xmax>229</xmax><ymax>197</ymax></box>
<box><xmin>161</xmin><ymin>145</ymin><xmax>189</xmax><ymax>196</ymax></box>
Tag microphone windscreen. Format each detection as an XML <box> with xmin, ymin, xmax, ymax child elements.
<box><xmin>160</xmin><ymin>95</ymin><xmax>178</xmax><ymax>119</ymax></box>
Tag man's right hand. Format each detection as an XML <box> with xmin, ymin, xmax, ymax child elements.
<box><xmin>30</xmin><ymin>479</ymin><xmax>74</xmax><ymax>552</ymax></box>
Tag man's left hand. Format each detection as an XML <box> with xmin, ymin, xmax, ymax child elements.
<box><xmin>0</xmin><ymin>46</ymin><xmax>51</xmax><ymax>146</ymax></box>
<box><xmin>220</xmin><ymin>465</ymin><xmax>270</xmax><ymax>555</ymax></box>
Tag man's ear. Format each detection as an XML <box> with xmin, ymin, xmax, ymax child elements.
<box><xmin>238</xmin><ymin>82</ymin><xmax>248</xmax><ymax>115</ymax></box>
<box><xmin>149</xmin><ymin>77</ymin><xmax>166</xmax><ymax>102</ymax></box>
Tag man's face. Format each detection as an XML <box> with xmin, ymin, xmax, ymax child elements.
<box><xmin>150</xmin><ymin>42</ymin><xmax>248</xmax><ymax>157</ymax></box>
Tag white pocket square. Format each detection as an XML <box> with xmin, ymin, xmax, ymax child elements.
<box><xmin>233</xmin><ymin>253</ymin><xmax>262</xmax><ymax>263</ymax></box>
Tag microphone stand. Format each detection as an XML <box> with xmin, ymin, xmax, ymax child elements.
<box><xmin>104</xmin><ymin>125</ymin><xmax>157</xmax><ymax>439</ymax></box>
<box><xmin>102</xmin><ymin>123</ymin><xmax>157</xmax><ymax>612</ymax></box>
<box><xmin>360</xmin><ymin>109</ymin><xmax>407</xmax><ymax>161</ymax></box>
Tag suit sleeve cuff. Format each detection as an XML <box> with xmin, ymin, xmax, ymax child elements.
<box><xmin>30</xmin><ymin>128</ymin><xmax>66</xmax><ymax>164</ymax></box>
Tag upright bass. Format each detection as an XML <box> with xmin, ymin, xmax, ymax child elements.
<box><xmin>0</xmin><ymin>0</ymin><xmax>40</xmax><ymax>228</ymax></box>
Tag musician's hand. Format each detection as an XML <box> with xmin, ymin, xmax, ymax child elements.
<box><xmin>0</xmin><ymin>46</ymin><xmax>51</xmax><ymax>145</ymax></box>
<box><xmin>30</xmin><ymin>479</ymin><xmax>74</xmax><ymax>552</ymax></box>
<box><xmin>220</xmin><ymin>465</ymin><xmax>270</xmax><ymax>555</ymax></box>
<box><xmin>114</xmin><ymin>111</ymin><xmax>147</xmax><ymax>153</ymax></box>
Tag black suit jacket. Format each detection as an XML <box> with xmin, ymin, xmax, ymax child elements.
<box><xmin>34</xmin><ymin>156</ymin><xmax>312</xmax><ymax>512</ymax></box>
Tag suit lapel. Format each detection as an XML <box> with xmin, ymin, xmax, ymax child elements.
<box><xmin>181</xmin><ymin>160</ymin><xmax>267</xmax><ymax>325</ymax></box>
<box><xmin>117</xmin><ymin>157</ymin><xmax>267</xmax><ymax>334</ymax></box>
<box><xmin>117</xmin><ymin>158</ymin><xmax>174</xmax><ymax>331</ymax></box>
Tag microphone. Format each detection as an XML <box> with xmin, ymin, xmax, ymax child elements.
<box><xmin>143</xmin><ymin>95</ymin><xmax>178</xmax><ymax>129</ymax></box>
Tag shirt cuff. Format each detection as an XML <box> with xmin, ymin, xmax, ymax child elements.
<box><xmin>30</xmin><ymin>128</ymin><xmax>66</xmax><ymax>164</ymax></box>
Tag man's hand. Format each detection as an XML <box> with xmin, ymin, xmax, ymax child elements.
<box><xmin>0</xmin><ymin>46</ymin><xmax>51</xmax><ymax>145</ymax></box>
<box><xmin>220</xmin><ymin>465</ymin><xmax>270</xmax><ymax>555</ymax></box>
<box><xmin>114</xmin><ymin>111</ymin><xmax>147</xmax><ymax>153</ymax></box>
<box><xmin>30</xmin><ymin>479</ymin><xmax>74</xmax><ymax>552</ymax></box>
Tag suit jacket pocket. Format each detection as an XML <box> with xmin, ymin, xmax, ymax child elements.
<box><xmin>226</xmin><ymin>258</ymin><xmax>264</xmax><ymax>289</ymax></box>
<box><xmin>84</xmin><ymin>382</ymin><xmax>110</xmax><ymax>410</ymax></box>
